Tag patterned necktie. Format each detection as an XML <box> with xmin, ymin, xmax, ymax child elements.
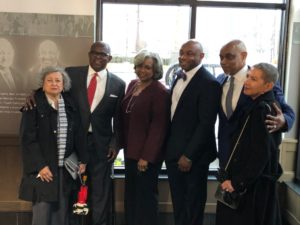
<box><xmin>87</xmin><ymin>73</ymin><xmax>98</xmax><ymax>107</ymax></box>
<box><xmin>225</xmin><ymin>76</ymin><xmax>234</xmax><ymax>118</ymax></box>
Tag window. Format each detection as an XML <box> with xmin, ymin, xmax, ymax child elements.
<box><xmin>199</xmin><ymin>0</ymin><xmax>284</xmax><ymax>3</ymax></box>
<box><xmin>99</xmin><ymin>0</ymin><xmax>288</xmax><ymax>170</ymax></box>
<box><xmin>195</xmin><ymin>7</ymin><xmax>282</xmax><ymax>67</ymax></box>
<box><xmin>103</xmin><ymin>3</ymin><xmax>190</xmax><ymax>85</ymax></box>
<box><xmin>102</xmin><ymin>3</ymin><xmax>190</xmax><ymax>169</ymax></box>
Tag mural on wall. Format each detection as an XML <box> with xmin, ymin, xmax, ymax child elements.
<box><xmin>0</xmin><ymin>12</ymin><xmax>94</xmax><ymax>135</ymax></box>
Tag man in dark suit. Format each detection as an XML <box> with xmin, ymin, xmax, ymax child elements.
<box><xmin>165</xmin><ymin>40</ymin><xmax>221</xmax><ymax>225</ymax></box>
<box><xmin>65</xmin><ymin>41</ymin><xmax>125</xmax><ymax>225</ymax></box>
<box><xmin>217</xmin><ymin>39</ymin><xmax>295</xmax><ymax>168</ymax></box>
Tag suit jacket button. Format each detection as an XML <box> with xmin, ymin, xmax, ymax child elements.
<box><xmin>53</xmin><ymin>130</ymin><xmax>57</xmax><ymax>133</ymax></box>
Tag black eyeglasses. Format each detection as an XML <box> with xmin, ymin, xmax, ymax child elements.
<box><xmin>89</xmin><ymin>51</ymin><xmax>110</xmax><ymax>58</ymax></box>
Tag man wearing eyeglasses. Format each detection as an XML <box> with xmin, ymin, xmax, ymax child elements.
<box><xmin>66</xmin><ymin>41</ymin><xmax>125</xmax><ymax>225</ymax></box>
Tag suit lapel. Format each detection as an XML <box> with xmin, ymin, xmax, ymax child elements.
<box><xmin>172</xmin><ymin>68</ymin><xmax>202</xmax><ymax>119</ymax></box>
<box><xmin>92</xmin><ymin>70</ymin><xmax>111</xmax><ymax>113</ymax></box>
<box><xmin>76</xmin><ymin>67</ymin><xmax>90</xmax><ymax>113</ymax></box>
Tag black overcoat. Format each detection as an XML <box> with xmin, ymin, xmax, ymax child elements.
<box><xmin>19</xmin><ymin>89</ymin><xmax>85</xmax><ymax>202</ymax></box>
<box><xmin>216</xmin><ymin>91</ymin><xmax>283</xmax><ymax>225</ymax></box>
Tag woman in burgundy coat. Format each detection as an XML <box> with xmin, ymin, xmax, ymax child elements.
<box><xmin>120</xmin><ymin>50</ymin><xmax>169</xmax><ymax>225</ymax></box>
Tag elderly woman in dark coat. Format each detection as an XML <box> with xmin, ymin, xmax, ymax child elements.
<box><xmin>19</xmin><ymin>66</ymin><xmax>87</xmax><ymax>225</ymax></box>
<box><xmin>216</xmin><ymin>63</ymin><xmax>284</xmax><ymax>225</ymax></box>
<box><xmin>120</xmin><ymin>50</ymin><xmax>169</xmax><ymax>225</ymax></box>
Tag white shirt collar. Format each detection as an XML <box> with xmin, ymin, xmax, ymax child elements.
<box><xmin>184</xmin><ymin>63</ymin><xmax>202</xmax><ymax>80</ymax></box>
<box><xmin>45</xmin><ymin>94</ymin><xmax>61</xmax><ymax>109</ymax></box>
<box><xmin>229</xmin><ymin>65</ymin><xmax>248</xmax><ymax>82</ymax></box>
<box><xmin>88</xmin><ymin>66</ymin><xmax>107</xmax><ymax>80</ymax></box>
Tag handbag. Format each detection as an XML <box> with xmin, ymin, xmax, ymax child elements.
<box><xmin>215</xmin><ymin>115</ymin><xmax>250</xmax><ymax>209</ymax></box>
<box><xmin>64</xmin><ymin>152</ymin><xmax>79</xmax><ymax>180</ymax></box>
<box><xmin>215</xmin><ymin>183</ymin><xmax>242</xmax><ymax>209</ymax></box>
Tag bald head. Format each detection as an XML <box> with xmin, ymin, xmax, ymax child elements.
<box><xmin>90</xmin><ymin>41</ymin><xmax>111</xmax><ymax>55</ymax></box>
<box><xmin>219</xmin><ymin>39</ymin><xmax>248</xmax><ymax>75</ymax></box>
<box><xmin>179</xmin><ymin>39</ymin><xmax>205</xmax><ymax>72</ymax></box>
<box><xmin>224</xmin><ymin>40</ymin><xmax>247</xmax><ymax>52</ymax></box>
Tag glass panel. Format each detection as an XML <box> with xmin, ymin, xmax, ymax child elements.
<box><xmin>103</xmin><ymin>3</ymin><xmax>190</xmax><ymax>168</ymax></box>
<box><xmin>197</xmin><ymin>0</ymin><xmax>284</xmax><ymax>3</ymax></box>
<box><xmin>196</xmin><ymin>7</ymin><xmax>282</xmax><ymax>68</ymax></box>
<box><xmin>196</xmin><ymin>7</ymin><xmax>282</xmax><ymax>170</ymax></box>
<box><xmin>103</xmin><ymin>3</ymin><xmax>190</xmax><ymax>85</ymax></box>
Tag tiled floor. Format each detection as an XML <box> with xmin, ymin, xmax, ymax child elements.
<box><xmin>0</xmin><ymin>212</ymin><xmax>216</xmax><ymax>225</ymax></box>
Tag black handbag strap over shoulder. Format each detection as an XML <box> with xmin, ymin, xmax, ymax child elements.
<box><xmin>224</xmin><ymin>115</ymin><xmax>250</xmax><ymax>171</ymax></box>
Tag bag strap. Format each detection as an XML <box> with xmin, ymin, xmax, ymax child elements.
<box><xmin>225</xmin><ymin>115</ymin><xmax>250</xmax><ymax>171</ymax></box>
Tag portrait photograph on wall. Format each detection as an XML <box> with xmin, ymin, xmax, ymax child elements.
<box><xmin>0</xmin><ymin>12</ymin><xmax>94</xmax><ymax>135</ymax></box>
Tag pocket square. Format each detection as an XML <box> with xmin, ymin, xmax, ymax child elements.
<box><xmin>109</xmin><ymin>94</ymin><xmax>118</xmax><ymax>98</ymax></box>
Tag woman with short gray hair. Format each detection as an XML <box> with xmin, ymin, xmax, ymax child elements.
<box><xmin>19</xmin><ymin>66</ymin><xmax>87</xmax><ymax>225</ymax></box>
<box><xmin>216</xmin><ymin>63</ymin><xmax>283</xmax><ymax>225</ymax></box>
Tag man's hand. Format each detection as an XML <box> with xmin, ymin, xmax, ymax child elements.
<box><xmin>137</xmin><ymin>159</ymin><xmax>148</xmax><ymax>172</ymax></box>
<box><xmin>177</xmin><ymin>155</ymin><xmax>192</xmax><ymax>172</ymax></box>
<box><xmin>24</xmin><ymin>91</ymin><xmax>36</xmax><ymax>110</ymax></box>
<box><xmin>265</xmin><ymin>103</ymin><xmax>286</xmax><ymax>133</ymax></box>
<box><xmin>107</xmin><ymin>148</ymin><xmax>117</xmax><ymax>162</ymax></box>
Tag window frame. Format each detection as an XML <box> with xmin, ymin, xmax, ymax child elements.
<box><xmin>95</xmin><ymin>0</ymin><xmax>290</xmax><ymax>175</ymax></box>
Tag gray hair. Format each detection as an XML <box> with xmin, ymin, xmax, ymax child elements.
<box><xmin>134</xmin><ymin>50</ymin><xmax>163</xmax><ymax>80</ymax></box>
<box><xmin>252</xmin><ymin>63</ymin><xmax>278</xmax><ymax>83</ymax></box>
<box><xmin>37</xmin><ymin>66</ymin><xmax>71</xmax><ymax>91</ymax></box>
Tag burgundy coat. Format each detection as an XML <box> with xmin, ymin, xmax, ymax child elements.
<box><xmin>120</xmin><ymin>79</ymin><xmax>170</xmax><ymax>164</ymax></box>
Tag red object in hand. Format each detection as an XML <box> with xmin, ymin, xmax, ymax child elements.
<box><xmin>77</xmin><ymin>185</ymin><xmax>88</xmax><ymax>204</ymax></box>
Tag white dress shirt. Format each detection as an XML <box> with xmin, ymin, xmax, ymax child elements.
<box><xmin>171</xmin><ymin>64</ymin><xmax>202</xmax><ymax>120</ymax></box>
<box><xmin>87</xmin><ymin>66</ymin><xmax>107</xmax><ymax>112</ymax></box>
<box><xmin>221</xmin><ymin>65</ymin><xmax>248</xmax><ymax>116</ymax></box>
<box><xmin>87</xmin><ymin>66</ymin><xmax>107</xmax><ymax>132</ymax></box>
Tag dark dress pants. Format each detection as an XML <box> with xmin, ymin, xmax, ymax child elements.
<box><xmin>166</xmin><ymin>161</ymin><xmax>209</xmax><ymax>225</ymax></box>
<box><xmin>124</xmin><ymin>158</ymin><xmax>161</xmax><ymax>225</ymax></box>
<box><xmin>32</xmin><ymin>168</ymin><xmax>69</xmax><ymax>225</ymax></box>
<box><xmin>87</xmin><ymin>134</ymin><xmax>112</xmax><ymax>225</ymax></box>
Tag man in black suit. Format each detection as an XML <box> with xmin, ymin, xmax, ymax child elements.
<box><xmin>165</xmin><ymin>40</ymin><xmax>221</xmax><ymax>225</ymax></box>
<box><xmin>66</xmin><ymin>41</ymin><xmax>125</xmax><ymax>225</ymax></box>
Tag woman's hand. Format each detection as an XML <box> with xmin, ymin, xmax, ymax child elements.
<box><xmin>221</xmin><ymin>180</ymin><xmax>235</xmax><ymax>193</ymax></box>
<box><xmin>38</xmin><ymin>166</ymin><xmax>53</xmax><ymax>182</ymax></box>
<box><xmin>79</xmin><ymin>163</ymin><xmax>86</xmax><ymax>174</ymax></box>
<box><xmin>137</xmin><ymin>159</ymin><xmax>148</xmax><ymax>172</ymax></box>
